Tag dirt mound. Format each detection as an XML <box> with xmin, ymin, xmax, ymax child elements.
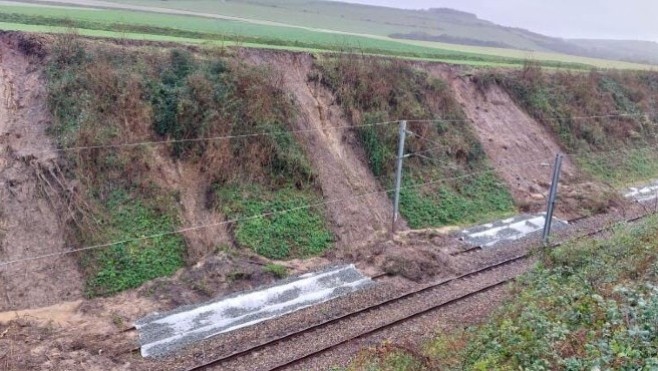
<box><xmin>239</xmin><ymin>50</ymin><xmax>401</xmax><ymax>248</ymax></box>
<box><xmin>0</xmin><ymin>35</ymin><xmax>83</xmax><ymax>310</ymax></box>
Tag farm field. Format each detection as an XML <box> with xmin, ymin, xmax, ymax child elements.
<box><xmin>0</xmin><ymin>1</ymin><xmax>654</xmax><ymax>70</ymax></box>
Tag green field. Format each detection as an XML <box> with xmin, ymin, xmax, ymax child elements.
<box><xmin>0</xmin><ymin>1</ymin><xmax>655</xmax><ymax>70</ymax></box>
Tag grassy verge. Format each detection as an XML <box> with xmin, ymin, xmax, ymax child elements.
<box><xmin>348</xmin><ymin>215</ymin><xmax>658</xmax><ymax>370</ymax></box>
<box><xmin>314</xmin><ymin>55</ymin><xmax>515</xmax><ymax>228</ymax></box>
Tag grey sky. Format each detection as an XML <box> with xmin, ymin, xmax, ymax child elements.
<box><xmin>329</xmin><ymin>0</ymin><xmax>658</xmax><ymax>42</ymax></box>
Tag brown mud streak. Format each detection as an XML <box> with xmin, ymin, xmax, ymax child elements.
<box><xmin>0</xmin><ymin>36</ymin><xmax>83</xmax><ymax>311</ymax></box>
<box><xmin>239</xmin><ymin>49</ymin><xmax>405</xmax><ymax>250</ymax></box>
<box><xmin>147</xmin><ymin>150</ymin><xmax>232</xmax><ymax>262</ymax></box>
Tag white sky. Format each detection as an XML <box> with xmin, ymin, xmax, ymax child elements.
<box><xmin>328</xmin><ymin>0</ymin><xmax>658</xmax><ymax>42</ymax></box>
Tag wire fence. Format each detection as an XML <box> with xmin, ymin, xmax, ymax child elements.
<box><xmin>14</xmin><ymin>111</ymin><xmax>658</xmax><ymax>156</ymax></box>
<box><xmin>3</xmin><ymin>116</ymin><xmax>658</xmax><ymax>268</ymax></box>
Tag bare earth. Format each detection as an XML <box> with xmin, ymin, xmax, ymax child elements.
<box><xmin>426</xmin><ymin>64</ymin><xmax>577</xmax><ymax>213</ymax></box>
<box><xmin>0</xmin><ymin>36</ymin><xmax>83</xmax><ymax>311</ymax></box>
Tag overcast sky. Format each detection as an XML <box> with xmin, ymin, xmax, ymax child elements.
<box><xmin>329</xmin><ymin>0</ymin><xmax>658</xmax><ymax>42</ymax></box>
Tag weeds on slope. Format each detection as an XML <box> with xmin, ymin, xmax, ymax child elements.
<box><xmin>44</xmin><ymin>36</ymin><xmax>331</xmax><ymax>296</ymax></box>
<box><xmin>313</xmin><ymin>55</ymin><xmax>514</xmax><ymax>228</ymax></box>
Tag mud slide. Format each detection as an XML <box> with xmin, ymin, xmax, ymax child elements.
<box><xmin>148</xmin><ymin>151</ymin><xmax>232</xmax><ymax>262</ymax></box>
<box><xmin>425</xmin><ymin>65</ymin><xmax>580</xmax><ymax>214</ymax></box>
<box><xmin>241</xmin><ymin>50</ymin><xmax>402</xmax><ymax>249</ymax></box>
<box><xmin>0</xmin><ymin>37</ymin><xmax>83</xmax><ymax>310</ymax></box>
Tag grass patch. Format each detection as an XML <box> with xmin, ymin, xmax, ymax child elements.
<box><xmin>216</xmin><ymin>185</ymin><xmax>333</xmax><ymax>260</ymax></box>
<box><xmin>263</xmin><ymin>263</ymin><xmax>288</xmax><ymax>279</ymax></box>
<box><xmin>577</xmin><ymin>147</ymin><xmax>658</xmax><ymax>188</ymax></box>
<box><xmin>314</xmin><ymin>55</ymin><xmax>515</xmax><ymax>228</ymax></box>
<box><xmin>83</xmin><ymin>191</ymin><xmax>185</xmax><ymax>297</ymax></box>
<box><xmin>399</xmin><ymin>172</ymin><xmax>515</xmax><ymax>228</ymax></box>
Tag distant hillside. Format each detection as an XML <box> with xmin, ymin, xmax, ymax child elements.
<box><xmin>570</xmin><ymin>39</ymin><xmax>658</xmax><ymax>65</ymax></box>
<box><xmin>3</xmin><ymin>0</ymin><xmax>656</xmax><ymax>66</ymax></box>
<box><xmin>104</xmin><ymin>0</ymin><xmax>657</xmax><ymax>65</ymax></box>
<box><xmin>388</xmin><ymin>7</ymin><xmax>658</xmax><ymax>65</ymax></box>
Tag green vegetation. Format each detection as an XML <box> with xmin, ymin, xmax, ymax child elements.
<box><xmin>429</xmin><ymin>216</ymin><xmax>658</xmax><ymax>370</ymax></box>
<box><xmin>477</xmin><ymin>64</ymin><xmax>658</xmax><ymax>186</ymax></box>
<box><xmin>43</xmin><ymin>35</ymin><xmax>330</xmax><ymax>295</ymax></box>
<box><xmin>82</xmin><ymin>191</ymin><xmax>185</xmax><ymax>297</ymax></box>
<box><xmin>578</xmin><ymin>148</ymin><xmax>658</xmax><ymax>188</ymax></box>
<box><xmin>349</xmin><ymin>215</ymin><xmax>658</xmax><ymax>370</ymax></box>
<box><xmin>399</xmin><ymin>172</ymin><xmax>515</xmax><ymax>227</ymax></box>
<box><xmin>216</xmin><ymin>186</ymin><xmax>333</xmax><ymax>260</ymax></box>
<box><xmin>314</xmin><ymin>55</ymin><xmax>515</xmax><ymax>228</ymax></box>
<box><xmin>264</xmin><ymin>263</ymin><xmax>289</xmax><ymax>279</ymax></box>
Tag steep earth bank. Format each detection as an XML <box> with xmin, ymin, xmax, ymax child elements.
<box><xmin>0</xmin><ymin>32</ymin><xmax>655</xmax><ymax>315</ymax></box>
<box><xmin>0</xmin><ymin>35</ymin><xmax>82</xmax><ymax>310</ymax></box>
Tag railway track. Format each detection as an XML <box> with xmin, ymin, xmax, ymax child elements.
<box><xmin>178</xmin><ymin>211</ymin><xmax>652</xmax><ymax>371</ymax></box>
<box><xmin>185</xmin><ymin>254</ymin><xmax>528</xmax><ymax>370</ymax></box>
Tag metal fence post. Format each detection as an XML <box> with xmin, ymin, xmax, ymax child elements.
<box><xmin>542</xmin><ymin>154</ymin><xmax>563</xmax><ymax>245</ymax></box>
<box><xmin>392</xmin><ymin>120</ymin><xmax>407</xmax><ymax>233</ymax></box>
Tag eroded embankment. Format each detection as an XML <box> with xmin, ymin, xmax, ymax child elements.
<box><xmin>424</xmin><ymin>64</ymin><xmax>614</xmax><ymax>218</ymax></box>
<box><xmin>0</xmin><ymin>35</ymin><xmax>82</xmax><ymax>310</ymax></box>
<box><xmin>1</xmin><ymin>33</ymin><xmax>656</xmax><ymax>315</ymax></box>
<box><xmin>239</xmin><ymin>50</ymin><xmax>398</xmax><ymax>250</ymax></box>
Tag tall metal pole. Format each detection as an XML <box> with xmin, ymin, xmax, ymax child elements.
<box><xmin>542</xmin><ymin>154</ymin><xmax>563</xmax><ymax>245</ymax></box>
<box><xmin>392</xmin><ymin>120</ymin><xmax>407</xmax><ymax>233</ymax></box>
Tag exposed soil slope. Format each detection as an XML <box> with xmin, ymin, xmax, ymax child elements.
<box><xmin>0</xmin><ymin>37</ymin><xmax>82</xmax><ymax>310</ymax></box>
<box><xmin>426</xmin><ymin>64</ymin><xmax>608</xmax><ymax>217</ymax></box>
<box><xmin>240</xmin><ymin>50</ymin><xmax>402</xmax><ymax>248</ymax></box>
<box><xmin>148</xmin><ymin>151</ymin><xmax>231</xmax><ymax>262</ymax></box>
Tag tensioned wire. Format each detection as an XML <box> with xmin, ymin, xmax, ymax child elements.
<box><xmin>19</xmin><ymin>111</ymin><xmax>657</xmax><ymax>155</ymax></box>
<box><xmin>0</xmin><ymin>156</ymin><xmax>553</xmax><ymax>267</ymax></box>
<box><xmin>5</xmin><ymin>112</ymin><xmax>658</xmax><ymax>266</ymax></box>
